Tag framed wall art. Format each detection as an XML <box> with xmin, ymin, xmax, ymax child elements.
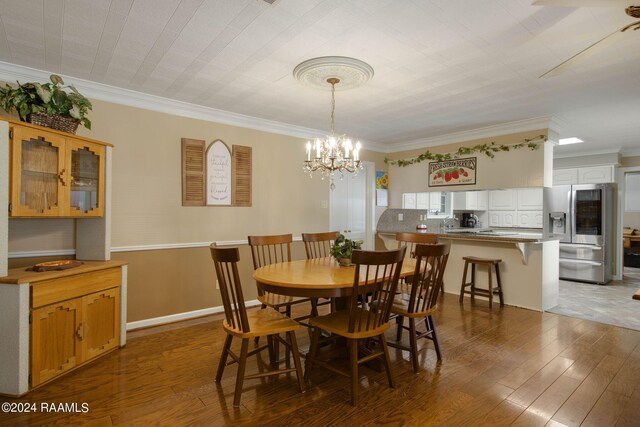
<box><xmin>428</xmin><ymin>157</ymin><xmax>476</xmax><ymax>187</ymax></box>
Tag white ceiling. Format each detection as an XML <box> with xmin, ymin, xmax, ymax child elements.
<box><xmin>0</xmin><ymin>0</ymin><xmax>639</xmax><ymax>156</ymax></box>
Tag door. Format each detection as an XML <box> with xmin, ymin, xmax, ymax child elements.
<box><xmin>331</xmin><ymin>168</ymin><xmax>367</xmax><ymax>244</ymax></box>
<box><xmin>517</xmin><ymin>188</ymin><xmax>543</xmax><ymax>210</ymax></box>
<box><xmin>502</xmin><ymin>211</ymin><xmax>517</xmax><ymax>227</ymax></box>
<box><xmin>572</xmin><ymin>185</ymin><xmax>604</xmax><ymax>245</ymax></box>
<box><xmin>544</xmin><ymin>186</ymin><xmax>572</xmax><ymax>242</ymax></box>
<box><xmin>488</xmin><ymin>211</ymin><xmax>501</xmax><ymax>227</ymax></box>
<box><xmin>31</xmin><ymin>299</ymin><xmax>83</xmax><ymax>387</ymax></box>
<box><xmin>489</xmin><ymin>190</ymin><xmax>517</xmax><ymax>210</ymax></box>
<box><xmin>553</xmin><ymin>168</ymin><xmax>578</xmax><ymax>185</ymax></box>
<box><xmin>82</xmin><ymin>288</ymin><xmax>120</xmax><ymax>360</ymax></box>
<box><xmin>10</xmin><ymin>126</ymin><xmax>67</xmax><ymax>217</ymax></box>
<box><xmin>68</xmin><ymin>140</ymin><xmax>105</xmax><ymax>217</ymax></box>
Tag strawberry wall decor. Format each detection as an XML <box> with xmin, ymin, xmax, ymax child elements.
<box><xmin>428</xmin><ymin>157</ymin><xmax>476</xmax><ymax>187</ymax></box>
<box><xmin>384</xmin><ymin>135</ymin><xmax>546</xmax><ymax>167</ymax></box>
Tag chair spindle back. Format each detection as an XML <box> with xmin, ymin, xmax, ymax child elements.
<box><xmin>409</xmin><ymin>244</ymin><xmax>449</xmax><ymax>314</ymax></box>
<box><xmin>395</xmin><ymin>232</ymin><xmax>438</xmax><ymax>259</ymax></box>
<box><xmin>301</xmin><ymin>231</ymin><xmax>338</xmax><ymax>259</ymax></box>
<box><xmin>349</xmin><ymin>247</ymin><xmax>406</xmax><ymax>333</ymax></box>
<box><xmin>248</xmin><ymin>234</ymin><xmax>293</xmax><ymax>269</ymax></box>
<box><xmin>210</xmin><ymin>246</ymin><xmax>250</xmax><ymax>333</ymax></box>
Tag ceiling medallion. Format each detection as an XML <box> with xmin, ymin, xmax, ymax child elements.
<box><xmin>293</xmin><ymin>56</ymin><xmax>374</xmax><ymax>91</ymax></box>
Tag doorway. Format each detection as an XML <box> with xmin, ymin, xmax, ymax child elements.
<box><xmin>330</xmin><ymin>161</ymin><xmax>375</xmax><ymax>250</ymax></box>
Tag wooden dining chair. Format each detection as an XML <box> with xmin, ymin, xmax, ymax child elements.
<box><xmin>395</xmin><ymin>232</ymin><xmax>441</xmax><ymax>294</ymax></box>
<box><xmin>301</xmin><ymin>231</ymin><xmax>338</xmax><ymax>314</ymax></box>
<box><xmin>301</xmin><ymin>231</ymin><xmax>338</xmax><ymax>259</ymax></box>
<box><xmin>210</xmin><ymin>246</ymin><xmax>305</xmax><ymax>407</ymax></box>
<box><xmin>395</xmin><ymin>232</ymin><xmax>438</xmax><ymax>258</ymax></box>
<box><xmin>248</xmin><ymin>234</ymin><xmax>313</xmax><ymax>317</ymax></box>
<box><xmin>387</xmin><ymin>243</ymin><xmax>449</xmax><ymax>373</ymax></box>
<box><xmin>304</xmin><ymin>247</ymin><xmax>406</xmax><ymax>406</ymax></box>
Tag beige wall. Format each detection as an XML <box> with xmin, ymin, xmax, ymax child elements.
<box><xmin>622</xmin><ymin>156</ymin><xmax>640</xmax><ymax>168</ymax></box>
<box><xmin>6</xmin><ymin>99</ymin><xmax>388</xmax><ymax>322</ymax></box>
<box><xmin>386</xmin><ymin>130</ymin><xmax>549</xmax><ymax>208</ymax></box>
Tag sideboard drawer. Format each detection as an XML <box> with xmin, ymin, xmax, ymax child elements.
<box><xmin>31</xmin><ymin>268</ymin><xmax>121</xmax><ymax>308</ymax></box>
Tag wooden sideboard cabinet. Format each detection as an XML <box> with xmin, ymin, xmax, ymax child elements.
<box><xmin>8</xmin><ymin>119</ymin><xmax>110</xmax><ymax>217</ymax></box>
<box><xmin>0</xmin><ymin>261</ymin><xmax>127</xmax><ymax>396</ymax></box>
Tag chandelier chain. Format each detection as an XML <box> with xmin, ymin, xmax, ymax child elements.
<box><xmin>330</xmin><ymin>81</ymin><xmax>336</xmax><ymax>135</ymax></box>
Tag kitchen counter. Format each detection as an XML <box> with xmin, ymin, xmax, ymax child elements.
<box><xmin>378</xmin><ymin>229</ymin><xmax>546</xmax><ymax>244</ymax></box>
<box><xmin>377</xmin><ymin>230</ymin><xmax>559</xmax><ymax>312</ymax></box>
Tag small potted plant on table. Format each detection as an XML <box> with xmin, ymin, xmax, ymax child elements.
<box><xmin>331</xmin><ymin>233</ymin><xmax>363</xmax><ymax>266</ymax></box>
<box><xmin>0</xmin><ymin>74</ymin><xmax>92</xmax><ymax>134</ymax></box>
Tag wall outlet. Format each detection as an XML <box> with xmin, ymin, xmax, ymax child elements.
<box><xmin>321</xmin><ymin>200</ymin><xmax>328</xmax><ymax>208</ymax></box>
<box><xmin>216</xmin><ymin>280</ymin><xmax>220</xmax><ymax>289</ymax></box>
<box><xmin>398</xmin><ymin>213</ymin><xmax>403</xmax><ymax>221</ymax></box>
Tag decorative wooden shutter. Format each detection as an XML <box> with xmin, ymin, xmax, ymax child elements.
<box><xmin>181</xmin><ymin>138</ymin><xmax>205</xmax><ymax>206</ymax></box>
<box><xmin>232</xmin><ymin>145</ymin><xmax>252</xmax><ymax>207</ymax></box>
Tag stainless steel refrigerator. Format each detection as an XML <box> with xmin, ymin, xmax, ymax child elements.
<box><xmin>544</xmin><ymin>184</ymin><xmax>615</xmax><ymax>284</ymax></box>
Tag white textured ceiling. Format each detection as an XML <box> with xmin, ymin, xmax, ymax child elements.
<box><xmin>0</xmin><ymin>0</ymin><xmax>639</xmax><ymax>156</ymax></box>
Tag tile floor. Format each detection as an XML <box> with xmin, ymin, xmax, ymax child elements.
<box><xmin>548</xmin><ymin>267</ymin><xmax>640</xmax><ymax>331</ymax></box>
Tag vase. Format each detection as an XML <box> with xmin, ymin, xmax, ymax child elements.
<box><xmin>337</xmin><ymin>257</ymin><xmax>352</xmax><ymax>267</ymax></box>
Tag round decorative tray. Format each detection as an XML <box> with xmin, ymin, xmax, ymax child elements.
<box><xmin>28</xmin><ymin>260</ymin><xmax>83</xmax><ymax>272</ymax></box>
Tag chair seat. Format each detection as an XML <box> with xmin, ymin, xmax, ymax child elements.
<box><xmin>258</xmin><ymin>292</ymin><xmax>311</xmax><ymax>308</ymax></box>
<box><xmin>390</xmin><ymin>295</ymin><xmax>438</xmax><ymax>317</ymax></box>
<box><xmin>223</xmin><ymin>307</ymin><xmax>300</xmax><ymax>338</ymax></box>
<box><xmin>309</xmin><ymin>308</ymin><xmax>390</xmax><ymax>339</ymax></box>
<box><xmin>462</xmin><ymin>256</ymin><xmax>502</xmax><ymax>265</ymax></box>
<box><xmin>371</xmin><ymin>295</ymin><xmax>437</xmax><ymax>318</ymax></box>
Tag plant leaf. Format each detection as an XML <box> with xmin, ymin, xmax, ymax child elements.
<box><xmin>34</xmin><ymin>83</ymin><xmax>52</xmax><ymax>103</ymax></box>
<box><xmin>50</xmin><ymin>74</ymin><xmax>64</xmax><ymax>85</ymax></box>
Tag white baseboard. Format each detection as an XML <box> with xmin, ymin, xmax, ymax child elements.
<box><xmin>126</xmin><ymin>299</ymin><xmax>261</xmax><ymax>331</ymax></box>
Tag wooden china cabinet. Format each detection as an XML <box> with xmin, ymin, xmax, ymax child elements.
<box><xmin>0</xmin><ymin>118</ymin><xmax>127</xmax><ymax>397</ymax></box>
<box><xmin>8</xmin><ymin>120</ymin><xmax>108</xmax><ymax>217</ymax></box>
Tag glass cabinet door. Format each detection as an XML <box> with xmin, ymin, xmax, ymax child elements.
<box><xmin>11</xmin><ymin>127</ymin><xmax>66</xmax><ymax>216</ymax></box>
<box><xmin>68</xmin><ymin>141</ymin><xmax>104</xmax><ymax>216</ymax></box>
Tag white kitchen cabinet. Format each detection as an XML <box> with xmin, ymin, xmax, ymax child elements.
<box><xmin>477</xmin><ymin>191</ymin><xmax>488</xmax><ymax>210</ymax></box>
<box><xmin>553</xmin><ymin>166</ymin><xmax>614</xmax><ymax>185</ymax></box>
<box><xmin>416</xmin><ymin>192</ymin><xmax>429</xmax><ymax>210</ymax></box>
<box><xmin>517</xmin><ymin>188</ymin><xmax>543</xmax><ymax>210</ymax></box>
<box><xmin>489</xmin><ymin>190</ymin><xmax>517</xmax><ymax>210</ymax></box>
<box><xmin>578</xmin><ymin>165</ymin><xmax>614</xmax><ymax>184</ymax></box>
<box><xmin>429</xmin><ymin>192</ymin><xmax>443</xmax><ymax>212</ymax></box>
<box><xmin>517</xmin><ymin>211</ymin><xmax>543</xmax><ymax>228</ymax></box>
<box><xmin>488</xmin><ymin>211</ymin><xmax>517</xmax><ymax>227</ymax></box>
<box><xmin>553</xmin><ymin>168</ymin><xmax>578</xmax><ymax>185</ymax></box>
<box><xmin>402</xmin><ymin>193</ymin><xmax>416</xmax><ymax>209</ymax></box>
<box><xmin>453</xmin><ymin>190</ymin><xmax>488</xmax><ymax>211</ymax></box>
<box><xmin>488</xmin><ymin>211</ymin><xmax>501</xmax><ymax>227</ymax></box>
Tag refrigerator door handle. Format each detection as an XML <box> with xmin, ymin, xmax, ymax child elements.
<box><xmin>559</xmin><ymin>259</ymin><xmax>602</xmax><ymax>266</ymax></box>
<box><xmin>561</xmin><ymin>244</ymin><xmax>602</xmax><ymax>251</ymax></box>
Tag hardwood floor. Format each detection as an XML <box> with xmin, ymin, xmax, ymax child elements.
<box><xmin>2</xmin><ymin>293</ymin><xmax>639</xmax><ymax>426</ymax></box>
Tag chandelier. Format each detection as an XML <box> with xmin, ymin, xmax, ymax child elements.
<box><xmin>294</xmin><ymin>56</ymin><xmax>373</xmax><ymax>190</ymax></box>
<box><xmin>303</xmin><ymin>78</ymin><xmax>362</xmax><ymax>189</ymax></box>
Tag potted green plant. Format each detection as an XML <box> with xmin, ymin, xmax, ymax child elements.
<box><xmin>330</xmin><ymin>232</ymin><xmax>363</xmax><ymax>266</ymax></box>
<box><xmin>0</xmin><ymin>74</ymin><xmax>92</xmax><ymax>133</ymax></box>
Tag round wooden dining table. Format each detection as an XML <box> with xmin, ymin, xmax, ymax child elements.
<box><xmin>252</xmin><ymin>256</ymin><xmax>417</xmax><ymax>300</ymax></box>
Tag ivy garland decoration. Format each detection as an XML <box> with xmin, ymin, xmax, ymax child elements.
<box><xmin>384</xmin><ymin>135</ymin><xmax>547</xmax><ymax>167</ymax></box>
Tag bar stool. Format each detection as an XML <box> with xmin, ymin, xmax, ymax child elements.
<box><xmin>459</xmin><ymin>256</ymin><xmax>504</xmax><ymax>309</ymax></box>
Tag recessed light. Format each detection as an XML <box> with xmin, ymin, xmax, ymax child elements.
<box><xmin>558</xmin><ymin>137</ymin><xmax>583</xmax><ymax>145</ymax></box>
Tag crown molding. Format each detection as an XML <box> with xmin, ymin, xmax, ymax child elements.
<box><xmin>0</xmin><ymin>61</ymin><xmax>357</xmax><ymax>144</ymax></box>
<box><xmin>387</xmin><ymin>116</ymin><xmax>555</xmax><ymax>153</ymax></box>
<box><xmin>553</xmin><ymin>147</ymin><xmax>622</xmax><ymax>159</ymax></box>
